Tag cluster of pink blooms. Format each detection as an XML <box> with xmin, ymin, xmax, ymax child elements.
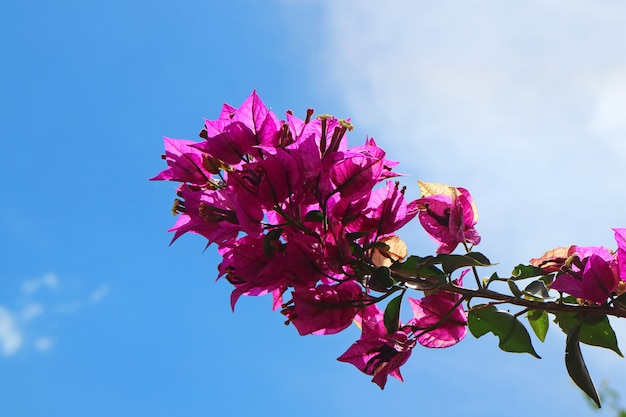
<box><xmin>153</xmin><ymin>91</ymin><xmax>626</xmax><ymax>390</ymax></box>
<box><xmin>151</xmin><ymin>91</ymin><xmax>481</xmax><ymax>388</ymax></box>
<box><xmin>530</xmin><ymin>229</ymin><xmax>626</xmax><ymax>304</ymax></box>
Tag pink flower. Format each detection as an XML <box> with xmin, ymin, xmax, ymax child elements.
<box><xmin>408</xmin><ymin>272</ymin><xmax>468</xmax><ymax>348</ymax></box>
<box><xmin>322</xmin><ymin>220</ymin><xmax>355</xmax><ymax>273</ymax></box>
<box><xmin>196</xmin><ymin>90</ymin><xmax>281</xmax><ymax>166</ymax></box>
<box><xmin>613</xmin><ymin>228</ymin><xmax>626</xmax><ymax>281</ymax></box>
<box><xmin>150</xmin><ymin>137</ymin><xmax>214</xmax><ymax>187</ymax></box>
<box><xmin>360</xmin><ymin>180</ymin><xmax>419</xmax><ymax>237</ymax></box>
<box><xmin>416</xmin><ymin>185</ymin><xmax>480</xmax><ymax>254</ymax></box>
<box><xmin>337</xmin><ymin>304</ymin><xmax>415</xmax><ymax>389</ymax></box>
<box><xmin>283</xmin><ymin>281</ymin><xmax>364</xmax><ymax>335</ymax></box>
<box><xmin>529</xmin><ymin>246</ymin><xmax>572</xmax><ymax>273</ymax></box>
<box><xmin>218</xmin><ymin>235</ymin><xmax>287</xmax><ymax>309</ymax></box>
<box><xmin>218</xmin><ymin>231</ymin><xmax>330</xmax><ymax>309</ymax></box>
<box><xmin>325</xmin><ymin>139</ymin><xmax>399</xmax><ymax>200</ymax></box>
<box><xmin>168</xmin><ymin>184</ymin><xmax>239</xmax><ymax>246</ymax></box>
<box><xmin>549</xmin><ymin>245</ymin><xmax>619</xmax><ymax>304</ymax></box>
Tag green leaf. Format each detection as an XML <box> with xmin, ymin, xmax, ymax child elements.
<box><xmin>368</xmin><ymin>241</ymin><xmax>391</xmax><ymax>251</ymax></box>
<box><xmin>523</xmin><ymin>280</ymin><xmax>552</xmax><ymax>300</ymax></box>
<box><xmin>486</xmin><ymin>272</ymin><xmax>500</xmax><ymax>286</ymax></box>
<box><xmin>383</xmin><ymin>293</ymin><xmax>403</xmax><ymax>334</ymax></box>
<box><xmin>468</xmin><ymin>304</ymin><xmax>541</xmax><ymax>358</ymax></box>
<box><xmin>539</xmin><ymin>274</ymin><xmax>554</xmax><ymax>286</ymax></box>
<box><xmin>508</xmin><ymin>280</ymin><xmax>523</xmax><ymax>297</ymax></box>
<box><xmin>417</xmin><ymin>265</ymin><xmax>446</xmax><ymax>278</ymax></box>
<box><xmin>304</xmin><ymin>210</ymin><xmax>324</xmax><ymax>223</ymax></box>
<box><xmin>613</xmin><ymin>293</ymin><xmax>626</xmax><ymax>310</ymax></box>
<box><xmin>349</xmin><ymin>242</ymin><xmax>364</xmax><ymax>258</ymax></box>
<box><xmin>553</xmin><ymin>312</ymin><xmax>583</xmax><ymax>334</ymax></box>
<box><xmin>511</xmin><ymin>264</ymin><xmax>546</xmax><ymax>280</ymax></box>
<box><xmin>441</xmin><ymin>253</ymin><xmax>491</xmax><ymax>274</ymax></box>
<box><xmin>465</xmin><ymin>252</ymin><xmax>491</xmax><ymax>265</ymax></box>
<box><xmin>553</xmin><ymin>313</ymin><xmax>622</xmax><ymax>357</ymax></box>
<box><xmin>346</xmin><ymin>231</ymin><xmax>369</xmax><ymax>241</ymax></box>
<box><xmin>391</xmin><ymin>256</ymin><xmax>446</xmax><ymax>278</ymax></box>
<box><xmin>527</xmin><ymin>310</ymin><xmax>549</xmax><ymax>342</ymax></box>
<box><xmin>565</xmin><ymin>324</ymin><xmax>601</xmax><ymax>408</ymax></box>
<box><xmin>390</xmin><ymin>257</ymin><xmax>446</xmax><ymax>290</ymax></box>
<box><xmin>369</xmin><ymin>267</ymin><xmax>394</xmax><ymax>292</ymax></box>
<box><xmin>392</xmin><ymin>255</ymin><xmax>446</xmax><ymax>270</ymax></box>
<box><xmin>389</xmin><ymin>255</ymin><xmax>422</xmax><ymax>275</ymax></box>
<box><xmin>263</xmin><ymin>228</ymin><xmax>283</xmax><ymax>258</ymax></box>
<box><xmin>559</xmin><ymin>295</ymin><xmax>579</xmax><ymax>305</ymax></box>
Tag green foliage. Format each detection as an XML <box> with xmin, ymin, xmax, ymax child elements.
<box><xmin>263</xmin><ymin>228</ymin><xmax>283</xmax><ymax>258</ymax></box>
<box><xmin>468</xmin><ymin>304</ymin><xmax>540</xmax><ymax>358</ymax></box>
<box><xmin>383</xmin><ymin>292</ymin><xmax>403</xmax><ymax>334</ymax></box>
<box><xmin>587</xmin><ymin>381</ymin><xmax>626</xmax><ymax>416</ymax></box>
<box><xmin>507</xmin><ymin>280</ymin><xmax>523</xmax><ymax>297</ymax></box>
<box><xmin>391</xmin><ymin>255</ymin><xmax>446</xmax><ymax>279</ymax></box>
<box><xmin>369</xmin><ymin>266</ymin><xmax>395</xmax><ymax>292</ymax></box>
<box><xmin>441</xmin><ymin>252</ymin><xmax>491</xmax><ymax>274</ymax></box>
<box><xmin>613</xmin><ymin>293</ymin><xmax>626</xmax><ymax>310</ymax></box>
<box><xmin>565</xmin><ymin>324</ymin><xmax>601</xmax><ymax>408</ymax></box>
<box><xmin>527</xmin><ymin>310</ymin><xmax>549</xmax><ymax>342</ymax></box>
<box><xmin>523</xmin><ymin>280</ymin><xmax>551</xmax><ymax>300</ymax></box>
<box><xmin>304</xmin><ymin>209</ymin><xmax>324</xmax><ymax>223</ymax></box>
<box><xmin>554</xmin><ymin>313</ymin><xmax>622</xmax><ymax>357</ymax></box>
<box><xmin>511</xmin><ymin>264</ymin><xmax>547</xmax><ymax>280</ymax></box>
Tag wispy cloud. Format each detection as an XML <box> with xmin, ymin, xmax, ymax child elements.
<box><xmin>1</xmin><ymin>273</ymin><xmax>111</xmax><ymax>357</ymax></box>
<box><xmin>89</xmin><ymin>284</ymin><xmax>111</xmax><ymax>304</ymax></box>
<box><xmin>34</xmin><ymin>337</ymin><xmax>54</xmax><ymax>352</ymax></box>
<box><xmin>292</xmin><ymin>0</ymin><xmax>626</xmax><ymax>395</ymax></box>
<box><xmin>0</xmin><ymin>307</ymin><xmax>22</xmax><ymax>357</ymax></box>
<box><xmin>21</xmin><ymin>303</ymin><xmax>44</xmax><ymax>321</ymax></box>
<box><xmin>21</xmin><ymin>272</ymin><xmax>58</xmax><ymax>295</ymax></box>
<box><xmin>300</xmin><ymin>0</ymin><xmax>626</xmax><ymax>266</ymax></box>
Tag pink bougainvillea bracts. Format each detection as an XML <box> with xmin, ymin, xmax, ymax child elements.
<box><xmin>415</xmin><ymin>181</ymin><xmax>480</xmax><ymax>254</ymax></box>
<box><xmin>154</xmin><ymin>91</ymin><xmax>626</xmax><ymax>402</ymax></box>
<box><xmin>530</xmin><ymin>230</ymin><xmax>626</xmax><ymax>304</ymax></box>
<box><xmin>408</xmin><ymin>271</ymin><xmax>468</xmax><ymax>348</ymax></box>
<box><xmin>337</xmin><ymin>304</ymin><xmax>415</xmax><ymax>389</ymax></box>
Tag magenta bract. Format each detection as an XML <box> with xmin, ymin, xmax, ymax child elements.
<box><xmin>285</xmin><ymin>281</ymin><xmax>363</xmax><ymax>336</ymax></box>
<box><xmin>614</xmin><ymin>228</ymin><xmax>626</xmax><ymax>282</ymax></box>
<box><xmin>337</xmin><ymin>304</ymin><xmax>415</xmax><ymax>389</ymax></box>
<box><xmin>544</xmin><ymin>245</ymin><xmax>619</xmax><ymax>304</ymax></box>
<box><xmin>408</xmin><ymin>272</ymin><xmax>468</xmax><ymax>348</ymax></box>
<box><xmin>417</xmin><ymin>187</ymin><xmax>480</xmax><ymax>254</ymax></box>
<box><xmin>153</xmin><ymin>91</ymin><xmax>491</xmax><ymax>389</ymax></box>
<box><xmin>150</xmin><ymin>137</ymin><xmax>214</xmax><ymax>187</ymax></box>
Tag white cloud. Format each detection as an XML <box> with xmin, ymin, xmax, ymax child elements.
<box><xmin>294</xmin><ymin>0</ymin><xmax>626</xmax><ymax>398</ymax></box>
<box><xmin>299</xmin><ymin>0</ymin><xmax>626</xmax><ymax>267</ymax></box>
<box><xmin>34</xmin><ymin>337</ymin><xmax>54</xmax><ymax>352</ymax></box>
<box><xmin>52</xmin><ymin>301</ymin><xmax>82</xmax><ymax>314</ymax></box>
<box><xmin>2</xmin><ymin>273</ymin><xmax>109</xmax><ymax>358</ymax></box>
<box><xmin>587</xmin><ymin>67</ymin><xmax>626</xmax><ymax>137</ymax></box>
<box><xmin>0</xmin><ymin>307</ymin><xmax>22</xmax><ymax>357</ymax></box>
<box><xmin>21</xmin><ymin>303</ymin><xmax>44</xmax><ymax>321</ymax></box>
<box><xmin>89</xmin><ymin>284</ymin><xmax>111</xmax><ymax>304</ymax></box>
<box><xmin>22</xmin><ymin>272</ymin><xmax>59</xmax><ymax>295</ymax></box>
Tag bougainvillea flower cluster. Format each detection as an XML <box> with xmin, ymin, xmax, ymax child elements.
<box><xmin>154</xmin><ymin>92</ymin><xmax>626</xmax><ymax>404</ymax></box>
<box><xmin>152</xmin><ymin>92</ymin><xmax>626</xmax><ymax>406</ymax></box>
<box><xmin>151</xmin><ymin>91</ymin><xmax>482</xmax><ymax>388</ymax></box>
<box><xmin>530</xmin><ymin>228</ymin><xmax>626</xmax><ymax>304</ymax></box>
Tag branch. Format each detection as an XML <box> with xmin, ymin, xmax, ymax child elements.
<box><xmin>439</xmin><ymin>283</ymin><xmax>626</xmax><ymax>318</ymax></box>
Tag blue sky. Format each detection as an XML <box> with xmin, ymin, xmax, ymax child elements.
<box><xmin>2</xmin><ymin>0</ymin><xmax>626</xmax><ymax>415</ymax></box>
